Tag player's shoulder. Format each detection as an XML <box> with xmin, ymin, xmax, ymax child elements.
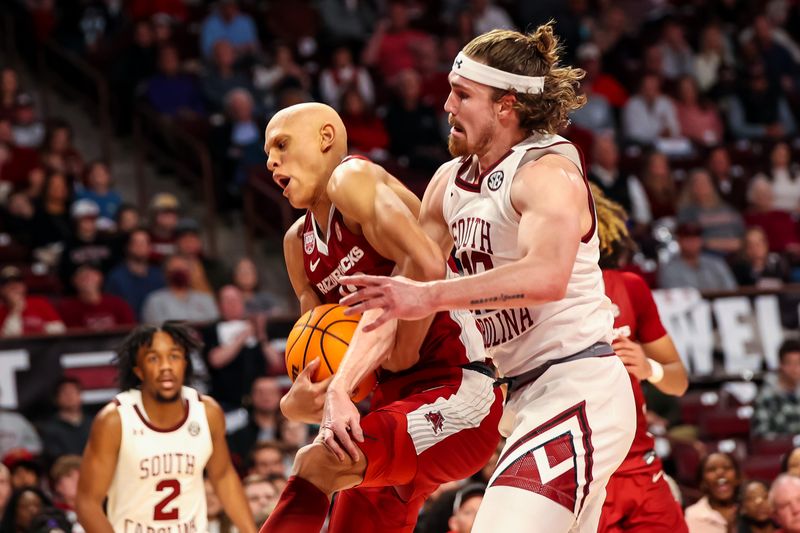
<box><xmin>284</xmin><ymin>215</ymin><xmax>307</xmax><ymax>245</ymax></box>
<box><xmin>199</xmin><ymin>393</ymin><xmax>225</xmax><ymax>431</ymax></box>
<box><xmin>328</xmin><ymin>156</ymin><xmax>384</xmax><ymax>195</ymax></box>
<box><xmin>91</xmin><ymin>400</ymin><xmax>123</xmax><ymax>432</ymax></box>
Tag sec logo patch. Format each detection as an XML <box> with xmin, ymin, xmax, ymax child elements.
<box><xmin>487</xmin><ymin>171</ymin><xmax>504</xmax><ymax>191</ymax></box>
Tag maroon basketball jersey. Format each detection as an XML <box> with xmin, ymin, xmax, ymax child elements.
<box><xmin>603</xmin><ymin>270</ymin><xmax>667</xmax><ymax>476</ymax></box>
<box><xmin>301</xmin><ymin>160</ymin><xmax>484</xmax><ymax>378</ymax></box>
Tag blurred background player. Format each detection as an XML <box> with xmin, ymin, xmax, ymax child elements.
<box><xmin>591</xmin><ymin>184</ymin><xmax>690</xmax><ymax>532</ymax></box>
<box><xmin>75</xmin><ymin>323</ymin><xmax>256</xmax><ymax>533</ymax></box>
<box><xmin>340</xmin><ymin>25</ymin><xmax>635</xmax><ymax>532</ymax></box>
<box><xmin>260</xmin><ymin>102</ymin><xmax>501</xmax><ymax>532</ymax></box>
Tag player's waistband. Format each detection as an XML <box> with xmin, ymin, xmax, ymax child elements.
<box><xmin>461</xmin><ymin>360</ymin><xmax>496</xmax><ymax>379</ymax></box>
<box><xmin>495</xmin><ymin>341</ymin><xmax>615</xmax><ymax>397</ymax></box>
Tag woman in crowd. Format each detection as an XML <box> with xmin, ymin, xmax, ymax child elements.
<box><xmin>685</xmin><ymin>452</ymin><xmax>741</xmax><ymax>533</ymax></box>
<box><xmin>736</xmin><ymin>480</ymin><xmax>776</xmax><ymax>533</ymax></box>
<box><xmin>232</xmin><ymin>257</ymin><xmax>279</xmax><ymax>316</ymax></box>
<box><xmin>678</xmin><ymin>168</ymin><xmax>745</xmax><ymax>256</ymax></box>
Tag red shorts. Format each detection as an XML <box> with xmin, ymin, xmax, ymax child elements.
<box><xmin>327</xmin><ymin>367</ymin><xmax>503</xmax><ymax>533</ymax></box>
<box><xmin>598</xmin><ymin>471</ymin><xmax>689</xmax><ymax>533</ymax></box>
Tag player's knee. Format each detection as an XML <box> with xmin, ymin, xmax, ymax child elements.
<box><xmin>292</xmin><ymin>443</ymin><xmax>365</xmax><ymax>496</ymax></box>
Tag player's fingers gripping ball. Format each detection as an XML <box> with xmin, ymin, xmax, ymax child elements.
<box><xmin>285</xmin><ymin>304</ymin><xmax>377</xmax><ymax>402</ymax></box>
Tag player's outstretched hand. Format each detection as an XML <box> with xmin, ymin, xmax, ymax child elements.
<box><xmin>612</xmin><ymin>336</ymin><xmax>652</xmax><ymax>381</ymax></box>
<box><xmin>339</xmin><ymin>274</ymin><xmax>432</xmax><ymax>331</ymax></box>
<box><xmin>280</xmin><ymin>358</ymin><xmax>332</xmax><ymax>424</ymax></box>
<box><xmin>319</xmin><ymin>387</ymin><xmax>364</xmax><ymax>463</ymax></box>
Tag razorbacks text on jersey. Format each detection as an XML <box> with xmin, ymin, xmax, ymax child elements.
<box><xmin>106</xmin><ymin>386</ymin><xmax>212</xmax><ymax>533</ymax></box>
<box><xmin>441</xmin><ymin>134</ymin><xmax>614</xmax><ymax>378</ymax></box>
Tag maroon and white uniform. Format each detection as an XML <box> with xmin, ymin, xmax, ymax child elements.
<box><xmin>442</xmin><ymin>134</ymin><xmax>636</xmax><ymax>533</ymax></box>
<box><xmin>300</xmin><ymin>158</ymin><xmax>502</xmax><ymax>532</ymax></box>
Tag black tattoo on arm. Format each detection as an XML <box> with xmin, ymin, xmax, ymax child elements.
<box><xmin>469</xmin><ymin>293</ymin><xmax>525</xmax><ymax>306</ymax></box>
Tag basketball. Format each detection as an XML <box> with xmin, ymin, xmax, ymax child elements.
<box><xmin>285</xmin><ymin>303</ymin><xmax>377</xmax><ymax>402</ymax></box>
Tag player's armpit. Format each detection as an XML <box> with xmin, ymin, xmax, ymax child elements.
<box><xmin>76</xmin><ymin>402</ymin><xmax>122</xmax><ymax>533</ymax></box>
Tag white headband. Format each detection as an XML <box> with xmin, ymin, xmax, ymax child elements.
<box><xmin>452</xmin><ymin>52</ymin><xmax>545</xmax><ymax>94</ymax></box>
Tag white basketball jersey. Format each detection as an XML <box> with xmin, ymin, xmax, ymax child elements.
<box><xmin>442</xmin><ymin>134</ymin><xmax>614</xmax><ymax>377</ymax></box>
<box><xmin>107</xmin><ymin>386</ymin><xmax>212</xmax><ymax>533</ymax></box>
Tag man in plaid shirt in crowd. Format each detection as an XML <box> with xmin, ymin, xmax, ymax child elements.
<box><xmin>753</xmin><ymin>339</ymin><xmax>800</xmax><ymax>438</ymax></box>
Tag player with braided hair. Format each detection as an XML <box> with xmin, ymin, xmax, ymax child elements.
<box><xmin>592</xmin><ymin>184</ymin><xmax>689</xmax><ymax>533</ymax></box>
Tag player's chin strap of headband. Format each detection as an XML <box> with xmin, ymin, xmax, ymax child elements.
<box><xmin>451</xmin><ymin>52</ymin><xmax>545</xmax><ymax>94</ymax></box>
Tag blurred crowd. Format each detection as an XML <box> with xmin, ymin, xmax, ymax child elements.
<box><xmin>2</xmin><ymin>0</ymin><xmax>800</xmax><ymax>531</ymax></box>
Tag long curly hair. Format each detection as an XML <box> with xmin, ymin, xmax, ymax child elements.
<box><xmin>461</xmin><ymin>22</ymin><xmax>586</xmax><ymax>135</ymax></box>
<box><xmin>115</xmin><ymin>322</ymin><xmax>201</xmax><ymax>391</ymax></box>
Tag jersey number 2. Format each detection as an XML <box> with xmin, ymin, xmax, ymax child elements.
<box><xmin>154</xmin><ymin>479</ymin><xmax>180</xmax><ymax>520</ymax></box>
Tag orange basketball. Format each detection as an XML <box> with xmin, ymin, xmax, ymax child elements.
<box><xmin>285</xmin><ymin>304</ymin><xmax>377</xmax><ymax>402</ymax></box>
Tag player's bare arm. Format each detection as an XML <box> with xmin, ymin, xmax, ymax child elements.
<box><xmin>203</xmin><ymin>395</ymin><xmax>257</xmax><ymax>533</ymax></box>
<box><xmin>615</xmin><ymin>335</ymin><xmax>688</xmax><ymax>396</ymax></box>
<box><xmin>76</xmin><ymin>402</ymin><xmax>122</xmax><ymax>533</ymax></box>
<box><xmin>341</xmin><ymin>155</ymin><xmax>588</xmax><ymax>329</ymax></box>
<box><xmin>319</xmin><ymin>158</ymin><xmax>448</xmax><ymax>461</ymax></box>
<box><xmin>417</xmin><ymin>161</ymin><xmax>462</xmax><ymax>258</ymax></box>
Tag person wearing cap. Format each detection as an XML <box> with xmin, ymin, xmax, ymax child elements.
<box><xmin>175</xmin><ymin>218</ymin><xmax>227</xmax><ymax>294</ymax></box>
<box><xmin>10</xmin><ymin>92</ymin><xmax>45</xmax><ymax>149</ymax></box>
<box><xmin>576</xmin><ymin>42</ymin><xmax>628</xmax><ymax>109</ymax></box>
<box><xmin>200</xmin><ymin>0</ymin><xmax>259</xmax><ymax>60</ymax></box>
<box><xmin>448</xmin><ymin>484</ymin><xmax>485</xmax><ymax>533</ymax></box>
<box><xmin>57</xmin><ymin>264</ymin><xmax>135</xmax><ymax>331</ymax></box>
<box><xmin>0</xmin><ymin>265</ymin><xmax>64</xmax><ymax>337</ymax></box>
<box><xmin>658</xmin><ymin>222</ymin><xmax>738</xmax><ymax>292</ymax></box>
<box><xmin>59</xmin><ymin>198</ymin><xmax>115</xmax><ymax>287</ymax></box>
<box><xmin>2</xmin><ymin>449</ymin><xmax>43</xmax><ymax>491</ymax></box>
<box><xmin>105</xmin><ymin>228</ymin><xmax>166</xmax><ymax>321</ymax></box>
<box><xmin>148</xmin><ymin>192</ymin><xmax>180</xmax><ymax>263</ymax></box>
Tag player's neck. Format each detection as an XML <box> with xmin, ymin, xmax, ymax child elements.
<box><xmin>140</xmin><ymin>390</ymin><xmax>187</xmax><ymax>428</ymax></box>
<box><xmin>476</xmin><ymin>128</ymin><xmax>529</xmax><ymax>174</ymax></box>
<box><xmin>309</xmin><ymin>197</ymin><xmax>334</xmax><ymax>236</ymax></box>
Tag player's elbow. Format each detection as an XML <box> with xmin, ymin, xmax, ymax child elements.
<box><xmin>528</xmin><ymin>274</ymin><xmax>568</xmax><ymax>303</ymax></box>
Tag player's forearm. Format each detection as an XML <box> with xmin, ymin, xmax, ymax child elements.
<box><xmin>215</xmin><ymin>469</ymin><xmax>257</xmax><ymax>533</ymax></box>
<box><xmin>329</xmin><ymin>308</ymin><xmax>397</xmax><ymax>396</ymax></box>
<box><xmin>75</xmin><ymin>500</ymin><xmax>115</xmax><ymax>533</ymax></box>
<box><xmin>652</xmin><ymin>360</ymin><xmax>689</xmax><ymax>396</ymax></box>
<box><xmin>428</xmin><ymin>258</ymin><xmax>566</xmax><ymax>312</ymax></box>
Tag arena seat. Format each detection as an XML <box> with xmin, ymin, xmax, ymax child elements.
<box><xmin>698</xmin><ymin>406</ymin><xmax>753</xmax><ymax>440</ymax></box>
<box><xmin>742</xmin><ymin>453</ymin><xmax>784</xmax><ymax>483</ymax></box>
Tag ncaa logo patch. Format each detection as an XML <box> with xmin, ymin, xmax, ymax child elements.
<box><xmin>303</xmin><ymin>231</ymin><xmax>315</xmax><ymax>254</ymax></box>
<box><xmin>487</xmin><ymin>171</ymin><xmax>504</xmax><ymax>191</ymax></box>
<box><xmin>188</xmin><ymin>421</ymin><xmax>201</xmax><ymax>436</ymax></box>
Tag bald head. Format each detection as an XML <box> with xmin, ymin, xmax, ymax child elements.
<box><xmin>264</xmin><ymin>103</ymin><xmax>349</xmax><ymax>209</ymax></box>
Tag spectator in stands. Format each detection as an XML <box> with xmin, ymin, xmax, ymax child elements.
<box><xmin>708</xmin><ymin>146</ymin><xmax>748</xmax><ymax>212</ymax></box>
<box><xmin>748</xmin><ymin>15</ymin><xmax>800</xmax><ymax>93</ymax></box>
<box><xmin>576</xmin><ymin>42</ymin><xmax>627</xmax><ymax>110</ymax></box>
<box><xmin>658</xmin><ymin>222</ymin><xmax>738</xmax><ymax>291</ymax></box>
<box><xmin>145</xmin><ymin>45</ymin><xmax>205</xmax><ymax>118</ymax></box>
<box><xmin>3</xmin><ymin>449</ymin><xmax>43</xmax><ymax>490</ymax></box>
<box><xmin>110</xmin><ymin>19</ymin><xmax>157</xmax><ymax>133</ymax></box>
<box><xmin>210</xmin><ymin>89</ymin><xmax>263</xmax><ymax>209</ymax></box>
<box><xmin>362</xmin><ymin>1</ymin><xmax>428</xmax><ymax>81</ymax></box>
<box><xmin>0</xmin><ymin>265</ymin><xmax>65</xmax><ymax>337</ymax></box>
<box><xmin>317</xmin><ymin>0</ymin><xmax>376</xmax><ymax>44</ymax></box>
<box><xmin>243</xmin><ymin>474</ymin><xmax>277</xmax><ymax>525</ymax></box>
<box><xmin>678</xmin><ymin>168</ymin><xmax>745</xmax><ymax>256</ymax></box>
<box><xmin>640</xmin><ymin>151</ymin><xmax>678</xmax><ymax>221</ymax></box>
<box><xmin>727</xmin><ymin>64</ymin><xmax>796</xmax><ymax>140</ymax></box>
<box><xmin>252</xmin><ymin>44</ymin><xmax>310</xmax><ymax>104</ymax></box>
<box><xmin>227</xmin><ymin>377</ymin><xmax>282</xmax><ymax>461</ymax></box>
<box><xmin>694</xmin><ymin>24</ymin><xmax>734</xmax><ymax>93</ymax></box>
<box><xmin>175</xmin><ymin>218</ymin><xmax>227</xmax><ymax>294</ymax></box>
<box><xmin>202</xmin><ymin>40</ymin><xmax>254</xmax><ymax>114</ymax></box>
<box><xmin>232</xmin><ymin>257</ymin><xmax>279</xmax><ymax>316</ymax></box>
<box><xmin>685</xmin><ymin>452</ymin><xmax>741</xmax><ymax>533</ymax></box>
<box><xmin>141</xmin><ymin>254</ymin><xmax>219</xmax><ymax>325</ymax></box>
<box><xmin>731</xmin><ymin>227</ymin><xmax>790</xmax><ymax>287</ymax></box>
<box><xmin>277</xmin><ymin>419</ymin><xmax>310</xmax><ymax>450</ymax></box>
<box><xmin>200</xmin><ymin>0</ymin><xmax>259</xmax><ymax>60</ymax></box>
<box><xmin>659</xmin><ymin>18</ymin><xmax>695</xmax><ymax>81</ymax></box>
<box><xmin>0</xmin><ymin>486</ymin><xmax>50</xmax><ymax>533</ymax></box>
<box><xmin>59</xmin><ymin>200</ymin><xmax>115</xmax><ymax>286</ymax></box>
<box><xmin>588</xmin><ymin>132</ymin><xmax>650</xmax><ymax>226</ymax></box>
<box><xmin>759</xmin><ymin>142</ymin><xmax>800</xmax><ymax>214</ymax></box>
<box><xmin>0</xmin><ymin>68</ymin><xmax>20</xmax><ymax>121</ymax></box>
<box><xmin>58</xmin><ymin>264</ymin><xmax>135</xmax><ymax>330</ymax></box>
<box><xmin>202</xmin><ymin>285</ymin><xmax>279</xmax><ymax>410</ymax></box>
<box><xmin>745</xmin><ymin>176</ymin><xmax>800</xmax><ymax>254</ymax></box>
<box><xmin>385</xmin><ymin>69</ymin><xmax>445</xmax><ymax>171</ymax></box>
<box><xmin>415</xmin><ymin>37</ymin><xmax>451</xmax><ymax>113</ymax></box>
<box><xmin>147</xmin><ymin>192</ymin><xmax>180</xmax><ymax>263</ymax></box>
<box><xmin>0</xmin><ymin>117</ymin><xmax>40</xmax><ymax>191</ymax></box>
<box><xmin>339</xmin><ymin>88</ymin><xmax>390</xmax><ymax>160</ymax></box>
<box><xmin>30</xmin><ymin>171</ymin><xmax>72</xmax><ymax>253</ymax></box>
<box><xmin>448</xmin><ymin>483</ymin><xmax>485</xmax><ymax>533</ymax></box>
<box><xmin>2</xmin><ymin>191</ymin><xmax>35</xmax><ymax>248</ymax></box>
<box><xmin>753</xmin><ymin>340</ymin><xmax>800</xmax><ymax>438</ymax></box>
<box><xmin>319</xmin><ymin>45</ymin><xmax>375</xmax><ymax>111</ymax></box>
<box><xmin>622</xmin><ymin>74</ymin><xmax>682</xmax><ymax>147</ymax></box>
<box><xmin>75</xmin><ymin>161</ymin><xmax>122</xmax><ymax>230</ymax></box>
<box><xmin>570</xmin><ymin>80</ymin><xmax>615</xmax><ymax>136</ymax></box>
<box><xmin>0</xmin><ymin>404</ymin><xmax>42</xmax><ymax>458</ymax></box>
<box><xmin>114</xmin><ymin>203</ymin><xmax>140</xmax><ymax>235</ymax></box>
<box><xmin>248</xmin><ymin>441</ymin><xmax>286</xmax><ymax>479</ymax></box>
<box><xmin>770</xmin><ymin>474</ymin><xmax>800</xmax><ymax>533</ymax></box>
<box><xmin>40</xmin><ymin>119</ymin><xmax>83</xmax><ymax>181</ymax></box>
<box><xmin>674</xmin><ymin>75</ymin><xmax>724</xmax><ymax>147</ymax></box>
<box><xmin>736</xmin><ymin>480</ymin><xmax>776</xmax><ymax>533</ymax></box>
<box><xmin>205</xmin><ymin>478</ymin><xmax>234</xmax><ymax>533</ymax></box>
<box><xmin>36</xmin><ymin>378</ymin><xmax>92</xmax><ymax>462</ymax></box>
<box><xmin>49</xmin><ymin>455</ymin><xmax>80</xmax><ymax>527</ymax></box>
<box><xmin>468</xmin><ymin>0</ymin><xmax>515</xmax><ymax>35</ymax></box>
<box><xmin>105</xmin><ymin>228</ymin><xmax>166</xmax><ymax>320</ymax></box>
<box><xmin>11</xmin><ymin>93</ymin><xmax>45</xmax><ymax>149</ymax></box>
